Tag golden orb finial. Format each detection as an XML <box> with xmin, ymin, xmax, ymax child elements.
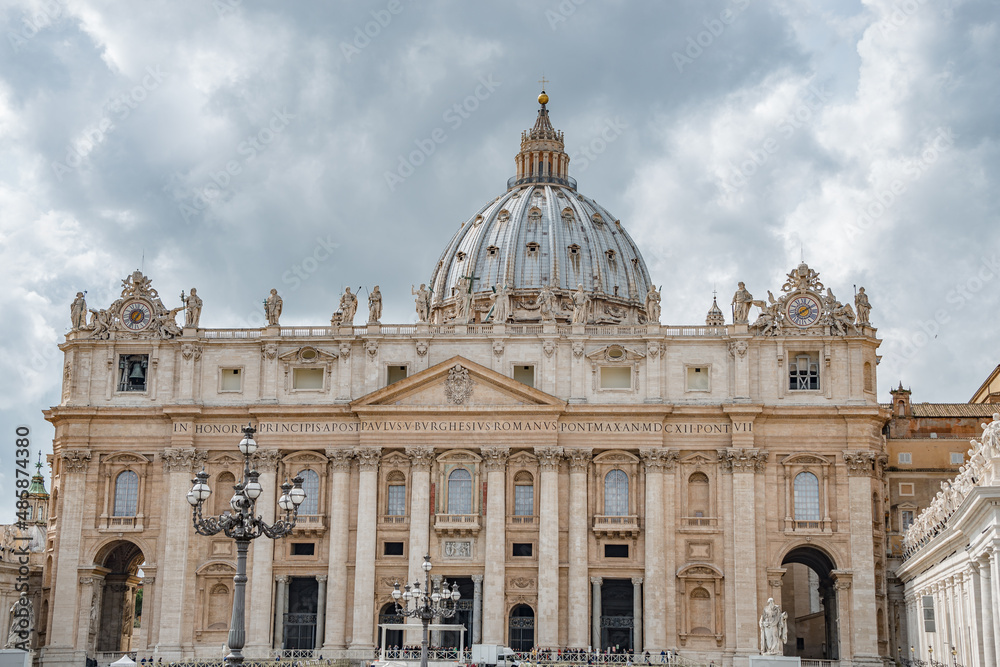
<box><xmin>538</xmin><ymin>91</ymin><xmax>549</xmax><ymax>105</ymax></box>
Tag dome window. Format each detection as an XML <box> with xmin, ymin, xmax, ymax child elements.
<box><xmin>561</xmin><ymin>207</ymin><xmax>574</xmax><ymax>223</ymax></box>
<box><xmin>605</xmin><ymin>249</ymin><xmax>616</xmax><ymax>261</ymax></box>
<box><xmin>457</xmin><ymin>252</ymin><xmax>466</xmax><ymax>262</ymax></box>
<box><xmin>568</xmin><ymin>244</ymin><xmax>581</xmax><ymax>256</ymax></box>
<box><xmin>592</xmin><ymin>213</ymin><xmax>604</xmax><ymax>225</ymax></box>
<box><xmin>474</xmin><ymin>215</ymin><xmax>484</xmax><ymax>226</ymax></box>
<box><xmin>528</xmin><ymin>207</ymin><xmax>542</xmax><ymax>225</ymax></box>
<box><xmin>498</xmin><ymin>209</ymin><xmax>511</xmax><ymax>224</ymax></box>
<box><xmin>526</xmin><ymin>242</ymin><xmax>540</xmax><ymax>256</ymax></box>
<box><xmin>486</xmin><ymin>245</ymin><xmax>499</xmax><ymax>257</ymax></box>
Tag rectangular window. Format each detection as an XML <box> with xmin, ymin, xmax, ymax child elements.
<box><xmin>118</xmin><ymin>354</ymin><xmax>149</xmax><ymax>392</ymax></box>
<box><xmin>789</xmin><ymin>353</ymin><xmax>819</xmax><ymax>390</ymax></box>
<box><xmin>898</xmin><ymin>452</ymin><xmax>912</xmax><ymax>465</ymax></box>
<box><xmin>950</xmin><ymin>452</ymin><xmax>964</xmax><ymax>465</ymax></box>
<box><xmin>387</xmin><ymin>485</ymin><xmax>406</xmax><ymax>516</ymax></box>
<box><xmin>291</xmin><ymin>542</ymin><xmax>315</xmax><ymax>556</ymax></box>
<box><xmin>387</xmin><ymin>365</ymin><xmax>408</xmax><ymax>385</ymax></box>
<box><xmin>899</xmin><ymin>483</ymin><xmax>915</xmax><ymax>496</ymax></box>
<box><xmin>292</xmin><ymin>367</ymin><xmax>324</xmax><ymax>390</ymax></box>
<box><xmin>220</xmin><ymin>368</ymin><xmax>242</xmax><ymax>392</ymax></box>
<box><xmin>604</xmin><ymin>544</ymin><xmax>629</xmax><ymax>558</ymax></box>
<box><xmin>512</xmin><ymin>543</ymin><xmax>533</xmax><ymax>557</ymax></box>
<box><xmin>384</xmin><ymin>541</ymin><xmax>404</xmax><ymax>556</ymax></box>
<box><xmin>514</xmin><ymin>485</ymin><xmax>534</xmax><ymax>516</ymax></box>
<box><xmin>901</xmin><ymin>510</ymin><xmax>915</xmax><ymax>531</ymax></box>
<box><xmin>922</xmin><ymin>595</ymin><xmax>935</xmax><ymax>632</ymax></box>
<box><xmin>513</xmin><ymin>365</ymin><xmax>535</xmax><ymax>388</ymax></box>
<box><xmin>686</xmin><ymin>366</ymin><xmax>710</xmax><ymax>392</ymax></box>
<box><xmin>600</xmin><ymin>366</ymin><xmax>632</xmax><ymax>389</ymax></box>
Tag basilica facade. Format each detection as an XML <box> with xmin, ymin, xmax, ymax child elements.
<box><xmin>40</xmin><ymin>94</ymin><xmax>888</xmax><ymax>666</ymax></box>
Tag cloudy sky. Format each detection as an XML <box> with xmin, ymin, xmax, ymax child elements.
<box><xmin>0</xmin><ymin>0</ymin><xmax>997</xmax><ymax>521</ymax></box>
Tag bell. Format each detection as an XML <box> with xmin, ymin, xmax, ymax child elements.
<box><xmin>129</xmin><ymin>363</ymin><xmax>145</xmax><ymax>379</ymax></box>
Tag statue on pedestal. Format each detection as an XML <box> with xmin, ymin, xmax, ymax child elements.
<box><xmin>368</xmin><ymin>286</ymin><xmax>382</xmax><ymax>323</ymax></box>
<box><xmin>340</xmin><ymin>287</ymin><xmax>359</xmax><ymax>325</ymax></box>
<box><xmin>412</xmin><ymin>284</ymin><xmax>432</xmax><ymax>323</ymax></box>
<box><xmin>488</xmin><ymin>283</ymin><xmax>510</xmax><ymax>323</ymax></box>
<box><xmin>855</xmin><ymin>287</ymin><xmax>871</xmax><ymax>326</ymax></box>
<box><xmin>265</xmin><ymin>289</ymin><xmax>282</xmax><ymax>326</ymax></box>
<box><xmin>732</xmin><ymin>282</ymin><xmax>753</xmax><ymax>324</ymax></box>
<box><xmin>70</xmin><ymin>292</ymin><xmax>88</xmax><ymax>330</ymax></box>
<box><xmin>645</xmin><ymin>284</ymin><xmax>661</xmax><ymax>323</ymax></box>
<box><xmin>571</xmin><ymin>284</ymin><xmax>591</xmax><ymax>324</ymax></box>
<box><xmin>182</xmin><ymin>288</ymin><xmax>203</xmax><ymax>328</ymax></box>
<box><xmin>758</xmin><ymin>597</ymin><xmax>788</xmax><ymax>656</ymax></box>
<box><xmin>537</xmin><ymin>284</ymin><xmax>556</xmax><ymax>322</ymax></box>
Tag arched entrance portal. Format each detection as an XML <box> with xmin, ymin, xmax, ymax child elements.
<box><xmin>95</xmin><ymin>540</ymin><xmax>144</xmax><ymax>653</ymax></box>
<box><xmin>508</xmin><ymin>605</ymin><xmax>534</xmax><ymax>652</ymax></box>
<box><xmin>378</xmin><ymin>603</ymin><xmax>403</xmax><ymax>649</ymax></box>
<box><xmin>780</xmin><ymin>546</ymin><xmax>839</xmax><ymax>660</ymax></box>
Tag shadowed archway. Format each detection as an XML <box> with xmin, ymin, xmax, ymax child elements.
<box><xmin>781</xmin><ymin>546</ymin><xmax>839</xmax><ymax>660</ymax></box>
<box><xmin>94</xmin><ymin>540</ymin><xmax>144</xmax><ymax>654</ymax></box>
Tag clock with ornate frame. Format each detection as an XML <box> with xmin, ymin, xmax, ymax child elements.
<box><xmin>785</xmin><ymin>294</ymin><xmax>821</xmax><ymax>328</ymax></box>
<box><xmin>121</xmin><ymin>299</ymin><xmax>154</xmax><ymax>331</ymax></box>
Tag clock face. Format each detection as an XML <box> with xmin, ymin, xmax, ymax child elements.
<box><xmin>121</xmin><ymin>300</ymin><xmax>153</xmax><ymax>330</ymax></box>
<box><xmin>786</xmin><ymin>295</ymin><xmax>821</xmax><ymax>328</ymax></box>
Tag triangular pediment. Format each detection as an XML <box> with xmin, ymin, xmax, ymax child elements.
<box><xmin>352</xmin><ymin>356</ymin><xmax>565</xmax><ymax>410</ymax></box>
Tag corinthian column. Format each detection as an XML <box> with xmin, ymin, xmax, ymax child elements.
<box><xmin>324</xmin><ymin>448</ymin><xmax>354</xmax><ymax>650</ymax></box>
<box><xmin>406</xmin><ymin>447</ymin><xmax>435</xmax><ymax>644</ymax></box>
<box><xmin>472</xmin><ymin>574</ymin><xmax>484</xmax><ymax>644</ymax></box>
<box><xmin>247</xmin><ymin>449</ymin><xmax>282</xmax><ymax>654</ymax></box>
<box><xmin>592</xmin><ymin>577</ymin><xmax>603</xmax><ymax>651</ymax></box>
<box><xmin>350</xmin><ymin>447</ymin><xmax>382</xmax><ymax>649</ymax></box>
<box><xmin>567</xmin><ymin>449</ymin><xmax>592</xmax><ymax>648</ymax></box>
<box><xmin>640</xmin><ymin>448</ymin><xmax>676</xmax><ymax>650</ymax></box>
<box><xmin>481</xmin><ymin>446</ymin><xmax>509</xmax><ymax>644</ymax></box>
<box><xmin>48</xmin><ymin>450</ymin><xmax>91</xmax><ymax>657</ymax></box>
<box><xmin>842</xmin><ymin>451</ymin><xmax>880</xmax><ymax>660</ymax></box>
<box><xmin>535</xmin><ymin>446</ymin><xmax>563</xmax><ymax>647</ymax></box>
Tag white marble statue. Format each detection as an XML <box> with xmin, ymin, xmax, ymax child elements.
<box><xmin>182</xmin><ymin>288</ymin><xmax>203</xmax><ymax>328</ymax></box>
<box><xmin>412</xmin><ymin>284</ymin><xmax>432</xmax><ymax>323</ymax></box>
<box><xmin>5</xmin><ymin>597</ymin><xmax>32</xmax><ymax>649</ymax></box>
<box><xmin>265</xmin><ymin>289</ymin><xmax>282</xmax><ymax>326</ymax></box>
<box><xmin>732</xmin><ymin>282</ymin><xmax>753</xmax><ymax>324</ymax></box>
<box><xmin>571</xmin><ymin>283</ymin><xmax>590</xmax><ymax>324</ymax></box>
<box><xmin>71</xmin><ymin>292</ymin><xmax>88</xmax><ymax>330</ymax></box>
<box><xmin>455</xmin><ymin>275</ymin><xmax>474</xmax><ymax>323</ymax></box>
<box><xmin>537</xmin><ymin>284</ymin><xmax>557</xmax><ymax>322</ymax></box>
<box><xmin>758</xmin><ymin>597</ymin><xmax>787</xmax><ymax>655</ymax></box>
<box><xmin>340</xmin><ymin>287</ymin><xmax>359</xmax><ymax>325</ymax></box>
<box><xmin>489</xmin><ymin>283</ymin><xmax>510</xmax><ymax>323</ymax></box>
<box><xmin>368</xmin><ymin>286</ymin><xmax>382</xmax><ymax>323</ymax></box>
<box><xmin>645</xmin><ymin>284</ymin><xmax>661</xmax><ymax>323</ymax></box>
<box><xmin>855</xmin><ymin>287</ymin><xmax>871</xmax><ymax>326</ymax></box>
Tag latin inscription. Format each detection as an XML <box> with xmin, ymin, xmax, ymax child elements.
<box><xmin>665</xmin><ymin>422</ymin><xmax>752</xmax><ymax>434</ymax></box>
<box><xmin>173</xmin><ymin>420</ymin><xmax>749</xmax><ymax>435</ymax></box>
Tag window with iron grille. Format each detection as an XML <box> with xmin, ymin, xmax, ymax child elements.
<box><xmin>793</xmin><ymin>472</ymin><xmax>820</xmax><ymax>521</ymax></box>
<box><xmin>604</xmin><ymin>470</ymin><xmax>629</xmax><ymax>516</ymax></box>
<box><xmin>387</xmin><ymin>484</ymin><xmax>406</xmax><ymax>516</ymax></box>
<box><xmin>296</xmin><ymin>469</ymin><xmax>319</xmax><ymax>515</ymax></box>
<box><xmin>448</xmin><ymin>468</ymin><xmax>473</xmax><ymax>514</ymax></box>
<box><xmin>118</xmin><ymin>354</ymin><xmax>148</xmax><ymax>392</ymax></box>
<box><xmin>514</xmin><ymin>483</ymin><xmax>534</xmax><ymax>516</ymax></box>
<box><xmin>789</xmin><ymin>353</ymin><xmax>820</xmax><ymax>390</ymax></box>
<box><xmin>113</xmin><ymin>470</ymin><xmax>139</xmax><ymax>516</ymax></box>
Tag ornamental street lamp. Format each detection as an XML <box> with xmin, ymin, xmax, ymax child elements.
<box><xmin>188</xmin><ymin>424</ymin><xmax>305</xmax><ymax>666</ymax></box>
<box><xmin>392</xmin><ymin>555</ymin><xmax>461</xmax><ymax>667</ymax></box>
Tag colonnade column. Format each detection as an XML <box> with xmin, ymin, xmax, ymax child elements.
<box><xmin>842</xmin><ymin>451</ymin><xmax>880</xmax><ymax>661</ymax></box>
<box><xmin>274</xmin><ymin>575</ymin><xmax>289</xmax><ymax>649</ymax></box>
<box><xmin>323</xmin><ymin>449</ymin><xmax>354</xmax><ymax>650</ymax></box>
<box><xmin>47</xmin><ymin>450</ymin><xmax>91</xmax><ymax>658</ymax></box>
<box><xmin>977</xmin><ymin>555</ymin><xmax>996</xmax><ymax>666</ymax></box>
<box><xmin>472</xmin><ymin>575</ymin><xmax>484</xmax><ymax>645</ymax></box>
<box><xmin>632</xmin><ymin>578</ymin><xmax>643</xmax><ymax>653</ymax></box>
<box><xmin>719</xmin><ymin>447</ymin><xmax>767</xmax><ymax>655</ymax></box>
<box><xmin>990</xmin><ymin>546</ymin><xmax>1000</xmax><ymax>664</ymax></box>
<box><xmin>315</xmin><ymin>576</ymin><xmax>327</xmax><ymax>653</ymax></box>
<box><xmin>535</xmin><ymin>447</ymin><xmax>563</xmax><ymax>647</ymax></box>
<box><xmin>567</xmin><ymin>449</ymin><xmax>592</xmax><ymax>648</ymax></box>
<box><xmin>405</xmin><ymin>447</ymin><xmax>435</xmax><ymax>644</ymax></box>
<box><xmin>640</xmin><ymin>449</ymin><xmax>674</xmax><ymax>650</ymax></box>
<box><xmin>481</xmin><ymin>446</ymin><xmax>509</xmax><ymax>644</ymax></box>
<box><xmin>591</xmin><ymin>577</ymin><xmax>602</xmax><ymax>651</ymax></box>
<box><xmin>247</xmin><ymin>449</ymin><xmax>281</xmax><ymax>654</ymax></box>
<box><xmin>350</xmin><ymin>447</ymin><xmax>382</xmax><ymax>649</ymax></box>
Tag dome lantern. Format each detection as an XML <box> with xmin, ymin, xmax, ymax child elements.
<box><xmin>508</xmin><ymin>90</ymin><xmax>575</xmax><ymax>191</ymax></box>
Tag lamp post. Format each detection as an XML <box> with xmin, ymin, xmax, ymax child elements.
<box><xmin>188</xmin><ymin>424</ymin><xmax>305</xmax><ymax>666</ymax></box>
<box><xmin>392</xmin><ymin>555</ymin><xmax>461</xmax><ymax>667</ymax></box>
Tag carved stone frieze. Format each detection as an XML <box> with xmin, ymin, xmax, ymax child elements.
<box><xmin>326</xmin><ymin>448</ymin><xmax>354</xmax><ymax>471</ymax></box>
<box><xmin>251</xmin><ymin>448</ymin><xmax>282</xmax><ymax>472</ymax></box>
<box><xmin>365</xmin><ymin>340</ymin><xmax>379</xmax><ymax>361</ymax></box>
<box><xmin>261</xmin><ymin>343</ymin><xmax>278</xmax><ymax>360</ymax></box>
<box><xmin>717</xmin><ymin>448</ymin><xmax>768</xmax><ymax>473</ymax></box>
<box><xmin>415</xmin><ymin>340</ymin><xmax>429</xmax><ymax>357</ymax></box>
<box><xmin>161</xmin><ymin>448</ymin><xmax>208</xmax><ymax>473</ymax></box>
<box><xmin>534</xmin><ymin>447</ymin><xmax>563</xmax><ymax>471</ymax></box>
<box><xmin>355</xmin><ymin>447</ymin><xmax>382</xmax><ymax>472</ymax></box>
<box><xmin>542</xmin><ymin>340</ymin><xmax>555</xmax><ymax>358</ymax></box>
<box><xmin>647</xmin><ymin>342</ymin><xmax>660</xmax><ymax>358</ymax></box>
<box><xmin>444</xmin><ymin>364</ymin><xmax>475</xmax><ymax>405</ymax></box>
<box><xmin>843</xmin><ymin>450</ymin><xmax>879</xmax><ymax>477</ymax></box>
<box><xmin>406</xmin><ymin>446</ymin><xmax>435</xmax><ymax>471</ymax></box>
<box><xmin>480</xmin><ymin>446</ymin><xmax>510</xmax><ymax>472</ymax></box>
<box><xmin>181</xmin><ymin>343</ymin><xmax>202</xmax><ymax>361</ymax></box>
<box><xmin>641</xmin><ymin>447</ymin><xmax>678</xmax><ymax>471</ymax></box>
<box><xmin>728</xmin><ymin>340</ymin><xmax>748</xmax><ymax>359</ymax></box>
<box><xmin>509</xmin><ymin>577</ymin><xmax>535</xmax><ymax>589</ymax></box>
<box><xmin>339</xmin><ymin>342</ymin><xmax>352</xmax><ymax>359</ymax></box>
<box><xmin>572</xmin><ymin>342</ymin><xmax>585</xmax><ymax>358</ymax></box>
<box><xmin>566</xmin><ymin>448</ymin><xmax>593</xmax><ymax>472</ymax></box>
<box><xmin>60</xmin><ymin>450</ymin><xmax>92</xmax><ymax>473</ymax></box>
<box><xmin>493</xmin><ymin>340</ymin><xmax>505</xmax><ymax>358</ymax></box>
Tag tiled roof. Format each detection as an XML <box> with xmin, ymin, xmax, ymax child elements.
<box><xmin>881</xmin><ymin>403</ymin><xmax>1000</xmax><ymax>418</ymax></box>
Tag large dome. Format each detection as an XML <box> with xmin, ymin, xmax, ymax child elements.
<box><xmin>428</xmin><ymin>94</ymin><xmax>654</xmax><ymax>325</ymax></box>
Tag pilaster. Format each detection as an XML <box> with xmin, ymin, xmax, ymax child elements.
<box><xmin>247</xmin><ymin>449</ymin><xmax>281</xmax><ymax>653</ymax></box>
<box><xmin>535</xmin><ymin>446</ymin><xmax>562</xmax><ymax>647</ymax></box>
<box><xmin>481</xmin><ymin>446</ymin><xmax>509</xmax><ymax>644</ymax></box>
<box><xmin>349</xmin><ymin>446</ymin><xmax>381</xmax><ymax>649</ymax></box>
<box><xmin>567</xmin><ymin>448</ymin><xmax>592</xmax><ymax>648</ymax></box>
<box><xmin>842</xmin><ymin>451</ymin><xmax>880</xmax><ymax>661</ymax></box>
<box><xmin>323</xmin><ymin>448</ymin><xmax>353</xmax><ymax>649</ymax></box>
<box><xmin>405</xmin><ymin>446</ymin><xmax>434</xmax><ymax>644</ymax></box>
<box><xmin>48</xmin><ymin>450</ymin><xmax>91</xmax><ymax>655</ymax></box>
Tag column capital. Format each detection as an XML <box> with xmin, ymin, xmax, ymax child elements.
<box><xmin>316</xmin><ymin>575</ymin><xmax>328</xmax><ymax>583</ymax></box>
<box><xmin>842</xmin><ymin>450</ymin><xmax>883</xmax><ymax>477</ymax></box>
<box><xmin>406</xmin><ymin>446</ymin><xmax>435</xmax><ymax>471</ymax></box>
<box><xmin>641</xmin><ymin>447</ymin><xmax>678</xmax><ymax>472</ymax></box>
<box><xmin>717</xmin><ymin>447</ymin><xmax>768</xmax><ymax>473</ymax></box>
<box><xmin>161</xmin><ymin>447</ymin><xmax>208</xmax><ymax>473</ymax></box>
<box><xmin>354</xmin><ymin>446</ymin><xmax>382</xmax><ymax>472</ymax></box>
<box><xmin>276</xmin><ymin>575</ymin><xmax>290</xmax><ymax>584</ymax></box>
<box><xmin>60</xmin><ymin>449</ymin><xmax>92</xmax><ymax>473</ymax></box>
<box><xmin>326</xmin><ymin>447</ymin><xmax>354</xmax><ymax>471</ymax></box>
<box><xmin>481</xmin><ymin>446</ymin><xmax>510</xmax><ymax>472</ymax></box>
<box><xmin>252</xmin><ymin>448</ymin><xmax>282</xmax><ymax>472</ymax></box>
<box><xmin>534</xmin><ymin>446</ymin><xmax>564</xmax><ymax>471</ymax></box>
<box><xmin>472</xmin><ymin>574</ymin><xmax>484</xmax><ymax>584</ymax></box>
<box><xmin>767</xmin><ymin>567</ymin><xmax>787</xmax><ymax>589</ymax></box>
<box><xmin>590</xmin><ymin>576</ymin><xmax>603</xmax><ymax>586</ymax></box>
<box><xmin>631</xmin><ymin>577</ymin><xmax>643</xmax><ymax>586</ymax></box>
<box><xmin>831</xmin><ymin>570</ymin><xmax>853</xmax><ymax>590</ymax></box>
<box><xmin>566</xmin><ymin>447</ymin><xmax>593</xmax><ymax>471</ymax></box>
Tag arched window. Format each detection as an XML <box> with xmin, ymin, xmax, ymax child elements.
<box><xmin>687</xmin><ymin>472</ymin><xmax>710</xmax><ymax>521</ymax></box>
<box><xmin>513</xmin><ymin>471</ymin><xmax>534</xmax><ymax>516</ymax></box>
<box><xmin>508</xmin><ymin>604</ymin><xmax>535</xmax><ymax>652</ymax></box>
<box><xmin>297</xmin><ymin>469</ymin><xmax>319</xmax><ymax>515</ymax></box>
<box><xmin>604</xmin><ymin>470</ymin><xmax>629</xmax><ymax>516</ymax></box>
<box><xmin>689</xmin><ymin>587</ymin><xmax>713</xmax><ymax>635</ymax></box>
<box><xmin>448</xmin><ymin>468</ymin><xmax>473</xmax><ymax>515</ymax></box>
<box><xmin>793</xmin><ymin>472</ymin><xmax>820</xmax><ymax>521</ymax></box>
<box><xmin>113</xmin><ymin>471</ymin><xmax>139</xmax><ymax>517</ymax></box>
<box><xmin>214</xmin><ymin>472</ymin><xmax>236</xmax><ymax>516</ymax></box>
<box><xmin>387</xmin><ymin>470</ymin><xmax>406</xmax><ymax>516</ymax></box>
<box><xmin>208</xmin><ymin>583</ymin><xmax>230</xmax><ymax>630</ymax></box>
